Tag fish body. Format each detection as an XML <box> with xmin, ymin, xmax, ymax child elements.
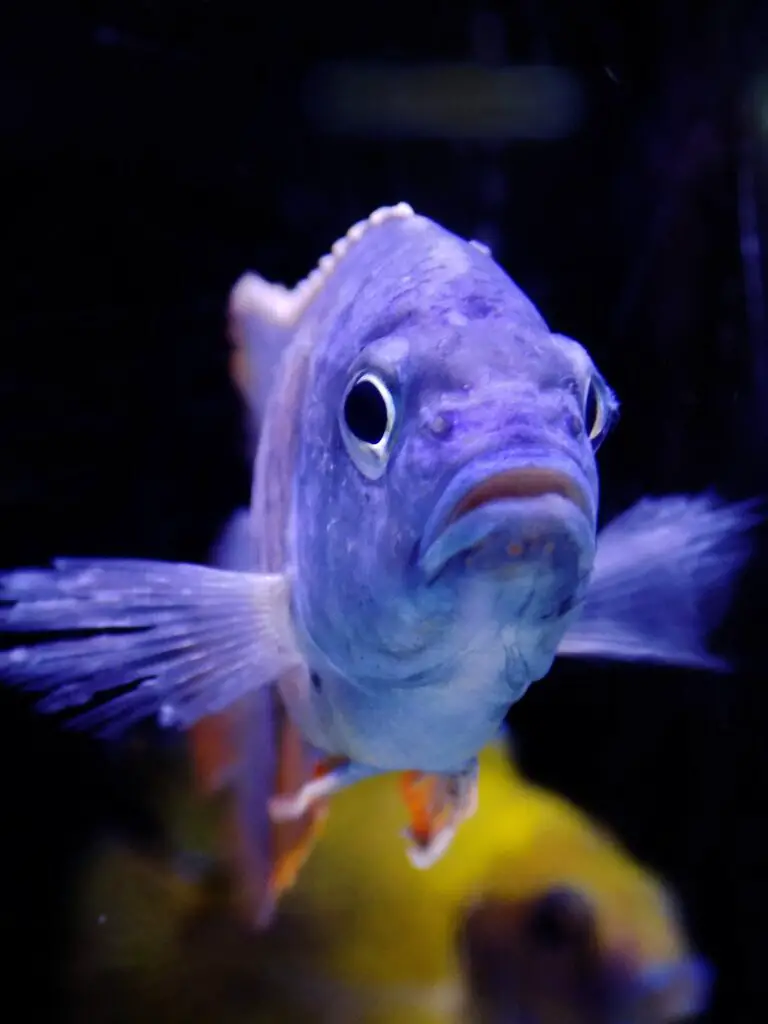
<box><xmin>69</xmin><ymin>739</ymin><xmax>710</xmax><ymax>1024</ymax></box>
<box><xmin>0</xmin><ymin>204</ymin><xmax>759</xmax><ymax>918</ymax></box>
<box><xmin>241</xmin><ymin>202</ymin><xmax>613</xmax><ymax>775</ymax></box>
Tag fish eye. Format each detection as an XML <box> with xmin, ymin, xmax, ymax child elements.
<box><xmin>583</xmin><ymin>374</ymin><xmax>617</xmax><ymax>450</ymax></box>
<box><xmin>340</xmin><ymin>371</ymin><xmax>397</xmax><ymax>479</ymax></box>
<box><xmin>344</xmin><ymin>375</ymin><xmax>391</xmax><ymax>444</ymax></box>
<box><xmin>525</xmin><ymin>888</ymin><xmax>593</xmax><ymax>952</ymax></box>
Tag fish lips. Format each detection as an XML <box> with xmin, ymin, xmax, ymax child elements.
<box><xmin>628</xmin><ymin>956</ymin><xmax>713</xmax><ymax>1023</ymax></box>
<box><xmin>418</xmin><ymin>457</ymin><xmax>596</xmax><ymax>583</ymax></box>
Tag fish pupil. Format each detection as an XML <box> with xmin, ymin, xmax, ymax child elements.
<box><xmin>526</xmin><ymin>889</ymin><xmax>590</xmax><ymax>951</ymax></box>
<box><xmin>344</xmin><ymin>379</ymin><xmax>389</xmax><ymax>445</ymax></box>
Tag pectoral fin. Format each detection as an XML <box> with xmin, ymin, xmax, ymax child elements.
<box><xmin>558</xmin><ymin>493</ymin><xmax>761</xmax><ymax>670</ymax></box>
<box><xmin>0</xmin><ymin>559</ymin><xmax>301</xmax><ymax>736</ymax></box>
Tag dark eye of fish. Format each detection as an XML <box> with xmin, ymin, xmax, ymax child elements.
<box><xmin>343</xmin><ymin>376</ymin><xmax>390</xmax><ymax>445</ymax></box>
<box><xmin>339</xmin><ymin>371</ymin><xmax>397</xmax><ymax>480</ymax></box>
<box><xmin>526</xmin><ymin>888</ymin><xmax>594</xmax><ymax>952</ymax></box>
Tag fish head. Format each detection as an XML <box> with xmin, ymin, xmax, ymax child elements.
<box><xmin>291</xmin><ymin>208</ymin><xmax>618</xmax><ymax>691</ymax></box>
<box><xmin>457</xmin><ymin>886</ymin><xmax>711</xmax><ymax>1024</ymax></box>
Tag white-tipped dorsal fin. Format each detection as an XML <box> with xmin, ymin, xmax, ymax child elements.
<box><xmin>227</xmin><ymin>202</ymin><xmax>415</xmax><ymax>428</ymax></box>
<box><xmin>287</xmin><ymin>201</ymin><xmax>414</xmax><ymax>324</ymax></box>
<box><xmin>469</xmin><ymin>239</ymin><xmax>491</xmax><ymax>255</ymax></box>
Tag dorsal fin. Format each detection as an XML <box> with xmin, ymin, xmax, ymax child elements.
<box><xmin>227</xmin><ymin>202</ymin><xmax>415</xmax><ymax>427</ymax></box>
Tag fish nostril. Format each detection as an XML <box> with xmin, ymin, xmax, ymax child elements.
<box><xmin>427</xmin><ymin>412</ymin><xmax>453</xmax><ymax>439</ymax></box>
<box><xmin>566</xmin><ymin>414</ymin><xmax>583</xmax><ymax>438</ymax></box>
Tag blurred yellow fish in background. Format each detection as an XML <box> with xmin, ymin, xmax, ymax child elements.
<box><xmin>66</xmin><ymin>735</ymin><xmax>710</xmax><ymax>1024</ymax></box>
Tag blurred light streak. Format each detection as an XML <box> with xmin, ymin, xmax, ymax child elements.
<box><xmin>468</xmin><ymin>8</ymin><xmax>509</xmax><ymax>258</ymax></box>
<box><xmin>303</xmin><ymin>61</ymin><xmax>584</xmax><ymax>142</ymax></box>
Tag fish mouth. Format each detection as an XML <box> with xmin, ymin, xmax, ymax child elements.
<box><xmin>460</xmin><ymin>891</ymin><xmax>712</xmax><ymax>1022</ymax></box>
<box><xmin>418</xmin><ymin>460</ymin><xmax>595</xmax><ymax>582</ymax></box>
<box><xmin>447</xmin><ymin>468</ymin><xmax>592</xmax><ymax>525</ymax></box>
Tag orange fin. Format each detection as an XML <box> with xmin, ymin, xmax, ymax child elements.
<box><xmin>188</xmin><ymin>711</ymin><xmax>239</xmax><ymax>795</ymax></box>
<box><xmin>400</xmin><ymin>765</ymin><xmax>479</xmax><ymax>869</ymax></box>
<box><xmin>264</xmin><ymin>701</ymin><xmax>337</xmax><ymax>905</ymax></box>
<box><xmin>197</xmin><ymin>687</ymin><xmax>338</xmax><ymax>929</ymax></box>
<box><xmin>187</xmin><ymin>687</ymin><xmax>354</xmax><ymax>928</ymax></box>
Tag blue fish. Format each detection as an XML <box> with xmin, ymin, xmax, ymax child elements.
<box><xmin>0</xmin><ymin>204</ymin><xmax>758</xmax><ymax>925</ymax></box>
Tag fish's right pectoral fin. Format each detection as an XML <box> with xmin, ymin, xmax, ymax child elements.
<box><xmin>0</xmin><ymin>559</ymin><xmax>301</xmax><ymax>737</ymax></box>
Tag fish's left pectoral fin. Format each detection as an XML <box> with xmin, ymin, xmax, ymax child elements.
<box><xmin>0</xmin><ymin>559</ymin><xmax>301</xmax><ymax>738</ymax></box>
<box><xmin>400</xmin><ymin>762</ymin><xmax>479</xmax><ymax>870</ymax></box>
<box><xmin>558</xmin><ymin>493</ymin><xmax>763</xmax><ymax>671</ymax></box>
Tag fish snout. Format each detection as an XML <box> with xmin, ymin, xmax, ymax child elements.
<box><xmin>419</xmin><ymin>463</ymin><xmax>596</xmax><ymax>585</ymax></box>
<box><xmin>620</xmin><ymin>956</ymin><xmax>713</xmax><ymax>1024</ymax></box>
<box><xmin>458</xmin><ymin>887</ymin><xmax>712</xmax><ymax>1024</ymax></box>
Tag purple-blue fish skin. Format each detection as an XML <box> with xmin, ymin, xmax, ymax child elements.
<box><xmin>278</xmin><ymin>209</ymin><xmax>611</xmax><ymax>771</ymax></box>
<box><xmin>0</xmin><ymin>204</ymin><xmax>759</xmax><ymax>862</ymax></box>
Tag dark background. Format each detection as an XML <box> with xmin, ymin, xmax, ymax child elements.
<box><xmin>2</xmin><ymin>1</ymin><xmax>768</xmax><ymax>1020</ymax></box>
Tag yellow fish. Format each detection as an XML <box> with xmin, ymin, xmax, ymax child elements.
<box><xmin>67</xmin><ymin>737</ymin><xmax>709</xmax><ymax>1024</ymax></box>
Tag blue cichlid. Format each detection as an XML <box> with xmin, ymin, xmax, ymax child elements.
<box><xmin>0</xmin><ymin>203</ymin><xmax>759</xmax><ymax>925</ymax></box>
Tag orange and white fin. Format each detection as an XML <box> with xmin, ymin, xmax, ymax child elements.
<box><xmin>261</xmin><ymin>697</ymin><xmax>333</xmax><ymax>911</ymax></box>
<box><xmin>187</xmin><ymin>687</ymin><xmax>333</xmax><ymax>929</ymax></box>
<box><xmin>188</xmin><ymin>710</ymin><xmax>239</xmax><ymax>796</ymax></box>
<box><xmin>400</xmin><ymin>765</ymin><xmax>479</xmax><ymax>869</ymax></box>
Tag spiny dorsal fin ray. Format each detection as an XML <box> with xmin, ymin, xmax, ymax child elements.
<box><xmin>227</xmin><ymin>202</ymin><xmax>415</xmax><ymax>425</ymax></box>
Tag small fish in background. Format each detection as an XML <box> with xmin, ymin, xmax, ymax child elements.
<box><xmin>66</xmin><ymin>737</ymin><xmax>710</xmax><ymax>1024</ymax></box>
<box><xmin>0</xmin><ymin>203</ymin><xmax>760</xmax><ymax>928</ymax></box>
